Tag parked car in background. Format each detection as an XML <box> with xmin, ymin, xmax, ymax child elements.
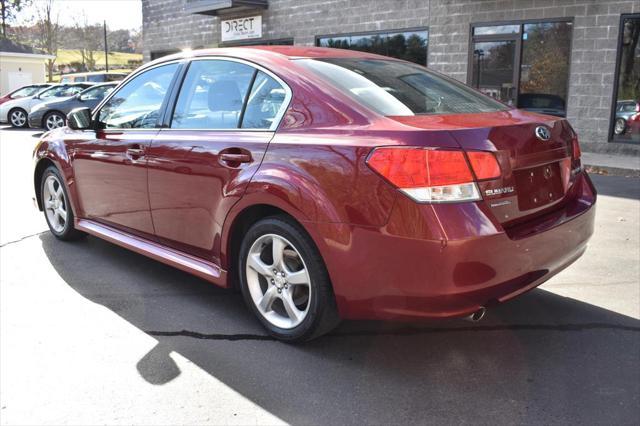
<box><xmin>29</xmin><ymin>83</ymin><xmax>118</xmax><ymax>130</ymax></box>
<box><xmin>32</xmin><ymin>47</ymin><xmax>595</xmax><ymax>341</ymax></box>
<box><xmin>0</xmin><ymin>84</ymin><xmax>52</xmax><ymax>106</ymax></box>
<box><xmin>60</xmin><ymin>71</ymin><xmax>128</xmax><ymax>83</ymax></box>
<box><xmin>614</xmin><ymin>100</ymin><xmax>640</xmax><ymax>136</ymax></box>
<box><xmin>517</xmin><ymin>93</ymin><xmax>566</xmax><ymax>117</ymax></box>
<box><xmin>0</xmin><ymin>83</ymin><xmax>93</xmax><ymax>128</ymax></box>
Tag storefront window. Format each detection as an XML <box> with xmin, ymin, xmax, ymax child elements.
<box><xmin>519</xmin><ymin>22</ymin><xmax>572</xmax><ymax>117</ymax></box>
<box><xmin>469</xmin><ymin>20</ymin><xmax>572</xmax><ymax>117</ymax></box>
<box><xmin>612</xmin><ymin>14</ymin><xmax>640</xmax><ymax>143</ymax></box>
<box><xmin>316</xmin><ymin>29</ymin><xmax>428</xmax><ymax>65</ymax></box>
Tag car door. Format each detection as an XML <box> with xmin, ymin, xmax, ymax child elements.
<box><xmin>147</xmin><ymin>58</ymin><xmax>290</xmax><ymax>262</ymax></box>
<box><xmin>69</xmin><ymin>62</ymin><xmax>180</xmax><ymax>236</ymax></box>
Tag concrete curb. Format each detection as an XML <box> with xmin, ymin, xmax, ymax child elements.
<box><xmin>584</xmin><ymin>164</ymin><xmax>640</xmax><ymax>178</ymax></box>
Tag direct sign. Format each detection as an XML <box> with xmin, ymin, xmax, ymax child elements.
<box><xmin>221</xmin><ymin>15</ymin><xmax>262</xmax><ymax>42</ymax></box>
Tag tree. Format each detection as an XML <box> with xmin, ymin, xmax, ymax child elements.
<box><xmin>74</xmin><ymin>14</ymin><xmax>101</xmax><ymax>71</ymax></box>
<box><xmin>34</xmin><ymin>0</ymin><xmax>59</xmax><ymax>81</ymax></box>
<box><xmin>0</xmin><ymin>0</ymin><xmax>29</xmax><ymax>38</ymax></box>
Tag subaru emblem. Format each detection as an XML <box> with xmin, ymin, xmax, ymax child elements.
<box><xmin>535</xmin><ymin>126</ymin><xmax>551</xmax><ymax>141</ymax></box>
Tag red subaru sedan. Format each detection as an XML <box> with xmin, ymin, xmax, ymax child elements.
<box><xmin>32</xmin><ymin>47</ymin><xmax>596</xmax><ymax>341</ymax></box>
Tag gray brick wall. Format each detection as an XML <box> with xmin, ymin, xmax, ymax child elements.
<box><xmin>142</xmin><ymin>0</ymin><xmax>640</xmax><ymax>145</ymax></box>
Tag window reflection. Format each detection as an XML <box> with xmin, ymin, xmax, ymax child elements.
<box><xmin>518</xmin><ymin>22</ymin><xmax>572</xmax><ymax>117</ymax></box>
<box><xmin>473</xmin><ymin>25</ymin><xmax>520</xmax><ymax>35</ymax></box>
<box><xmin>470</xmin><ymin>41</ymin><xmax>516</xmax><ymax>104</ymax></box>
<box><xmin>317</xmin><ymin>29</ymin><xmax>428</xmax><ymax>65</ymax></box>
<box><xmin>613</xmin><ymin>16</ymin><xmax>640</xmax><ymax>142</ymax></box>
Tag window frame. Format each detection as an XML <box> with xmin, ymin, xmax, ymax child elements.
<box><xmin>315</xmin><ymin>27</ymin><xmax>429</xmax><ymax>66</ymax></box>
<box><xmin>220</xmin><ymin>37</ymin><xmax>294</xmax><ymax>48</ymax></box>
<box><xmin>161</xmin><ymin>56</ymin><xmax>293</xmax><ymax>132</ymax></box>
<box><xmin>608</xmin><ymin>13</ymin><xmax>640</xmax><ymax>144</ymax></box>
<box><xmin>91</xmin><ymin>60</ymin><xmax>186</xmax><ymax>131</ymax></box>
<box><xmin>467</xmin><ymin>17</ymin><xmax>574</xmax><ymax>111</ymax></box>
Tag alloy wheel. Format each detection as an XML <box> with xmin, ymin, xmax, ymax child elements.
<box><xmin>43</xmin><ymin>175</ymin><xmax>68</xmax><ymax>233</ymax></box>
<box><xmin>245</xmin><ymin>234</ymin><xmax>312</xmax><ymax>329</ymax></box>
<box><xmin>10</xmin><ymin>110</ymin><xmax>26</xmax><ymax>127</ymax></box>
<box><xmin>46</xmin><ymin>113</ymin><xmax>65</xmax><ymax>130</ymax></box>
<box><xmin>614</xmin><ymin>118</ymin><xmax>626</xmax><ymax>135</ymax></box>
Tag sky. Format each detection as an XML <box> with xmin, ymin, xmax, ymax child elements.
<box><xmin>18</xmin><ymin>0</ymin><xmax>142</xmax><ymax>31</ymax></box>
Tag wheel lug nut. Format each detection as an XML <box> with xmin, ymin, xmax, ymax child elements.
<box><xmin>280</xmin><ymin>272</ymin><xmax>285</xmax><ymax>277</ymax></box>
<box><xmin>277</xmin><ymin>289</ymin><xmax>282</xmax><ymax>293</ymax></box>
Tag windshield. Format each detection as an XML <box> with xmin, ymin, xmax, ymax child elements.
<box><xmin>298</xmin><ymin>58</ymin><xmax>508</xmax><ymax>116</ymax></box>
<box><xmin>11</xmin><ymin>86</ymin><xmax>44</xmax><ymax>98</ymax></box>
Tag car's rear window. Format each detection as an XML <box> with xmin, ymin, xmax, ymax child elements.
<box><xmin>297</xmin><ymin>58</ymin><xmax>508</xmax><ymax>116</ymax></box>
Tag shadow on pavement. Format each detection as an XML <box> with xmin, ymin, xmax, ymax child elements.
<box><xmin>40</xmin><ymin>233</ymin><xmax>640</xmax><ymax>425</ymax></box>
<box><xmin>590</xmin><ymin>174</ymin><xmax>640</xmax><ymax>201</ymax></box>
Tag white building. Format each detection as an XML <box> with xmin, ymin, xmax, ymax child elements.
<box><xmin>0</xmin><ymin>39</ymin><xmax>55</xmax><ymax>95</ymax></box>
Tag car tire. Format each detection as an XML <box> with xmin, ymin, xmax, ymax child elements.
<box><xmin>44</xmin><ymin>111</ymin><xmax>66</xmax><ymax>131</ymax></box>
<box><xmin>9</xmin><ymin>108</ymin><xmax>28</xmax><ymax>128</ymax></box>
<box><xmin>614</xmin><ymin>118</ymin><xmax>627</xmax><ymax>135</ymax></box>
<box><xmin>40</xmin><ymin>166</ymin><xmax>86</xmax><ymax>241</ymax></box>
<box><xmin>238</xmin><ymin>215</ymin><xmax>340</xmax><ymax>342</ymax></box>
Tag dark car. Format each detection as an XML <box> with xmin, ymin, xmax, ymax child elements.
<box><xmin>60</xmin><ymin>71</ymin><xmax>128</xmax><ymax>83</ymax></box>
<box><xmin>32</xmin><ymin>47</ymin><xmax>595</xmax><ymax>341</ymax></box>
<box><xmin>28</xmin><ymin>83</ymin><xmax>118</xmax><ymax>130</ymax></box>
<box><xmin>517</xmin><ymin>93</ymin><xmax>566</xmax><ymax>117</ymax></box>
<box><xmin>614</xmin><ymin>100</ymin><xmax>640</xmax><ymax>136</ymax></box>
<box><xmin>0</xmin><ymin>84</ymin><xmax>52</xmax><ymax>106</ymax></box>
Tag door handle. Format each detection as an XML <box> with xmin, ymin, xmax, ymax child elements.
<box><xmin>218</xmin><ymin>148</ymin><xmax>253</xmax><ymax>167</ymax></box>
<box><xmin>126</xmin><ymin>146</ymin><xmax>146</xmax><ymax>157</ymax></box>
<box><xmin>219</xmin><ymin>152</ymin><xmax>252</xmax><ymax>164</ymax></box>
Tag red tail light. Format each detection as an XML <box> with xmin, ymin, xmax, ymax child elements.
<box><xmin>572</xmin><ymin>136</ymin><xmax>581</xmax><ymax>161</ymax></box>
<box><xmin>366</xmin><ymin>147</ymin><xmax>500</xmax><ymax>203</ymax></box>
<box><xmin>466</xmin><ymin>152</ymin><xmax>501</xmax><ymax>180</ymax></box>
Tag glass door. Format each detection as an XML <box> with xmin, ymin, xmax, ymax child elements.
<box><xmin>469</xmin><ymin>25</ymin><xmax>520</xmax><ymax>106</ymax></box>
<box><xmin>470</xmin><ymin>40</ymin><xmax>517</xmax><ymax>105</ymax></box>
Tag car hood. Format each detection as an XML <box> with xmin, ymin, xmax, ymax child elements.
<box><xmin>37</xmin><ymin>96</ymin><xmax>75</xmax><ymax>110</ymax></box>
<box><xmin>0</xmin><ymin>95</ymin><xmax>35</xmax><ymax>111</ymax></box>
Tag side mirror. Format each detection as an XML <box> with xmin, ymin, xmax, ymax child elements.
<box><xmin>67</xmin><ymin>107</ymin><xmax>92</xmax><ymax>130</ymax></box>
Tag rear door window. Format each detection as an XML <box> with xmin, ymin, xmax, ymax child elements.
<box><xmin>171</xmin><ymin>60</ymin><xmax>255</xmax><ymax>129</ymax></box>
<box><xmin>241</xmin><ymin>71</ymin><xmax>286</xmax><ymax>129</ymax></box>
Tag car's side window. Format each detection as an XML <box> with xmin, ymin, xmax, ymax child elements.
<box><xmin>39</xmin><ymin>86</ymin><xmax>68</xmax><ymax>99</ymax></box>
<box><xmin>64</xmin><ymin>86</ymin><xmax>85</xmax><ymax>96</ymax></box>
<box><xmin>81</xmin><ymin>86</ymin><xmax>113</xmax><ymax>101</ymax></box>
<box><xmin>171</xmin><ymin>60</ymin><xmax>255</xmax><ymax>129</ymax></box>
<box><xmin>97</xmin><ymin>63</ymin><xmax>178</xmax><ymax>129</ymax></box>
<box><xmin>241</xmin><ymin>71</ymin><xmax>286</xmax><ymax>129</ymax></box>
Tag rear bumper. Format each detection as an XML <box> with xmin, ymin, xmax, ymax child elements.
<box><xmin>311</xmin><ymin>172</ymin><xmax>596</xmax><ymax>320</ymax></box>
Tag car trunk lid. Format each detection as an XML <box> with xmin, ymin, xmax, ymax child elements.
<box><xmin>387</xmin><ymin>109</ymin><xmax>577</xmax><ymax>226</ymax></box>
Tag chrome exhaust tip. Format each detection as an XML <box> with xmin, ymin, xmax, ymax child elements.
<box><xmin>464</xmin><ymin>307</ymin><xmax>486</xmax><ymax>322</ymax></box>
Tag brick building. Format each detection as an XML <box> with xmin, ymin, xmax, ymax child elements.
<box><xmin>142</xmin><ymin>0</ymin><xmax>640</xmax><ymax>151</ymax></box>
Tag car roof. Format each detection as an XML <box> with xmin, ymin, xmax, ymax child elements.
<box><xmin>151</xmin><ymin>46</ymin><xmax>398</xmax><ymax>67</ymax></box>
<box><xmin>63</xmin><ymin>71</ymin><xmax>128</xmax><ymax>76</ymax></box>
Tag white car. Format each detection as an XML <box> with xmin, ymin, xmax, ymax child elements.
<box><xmin>0</xmin><ymin>83</ymin><xmax>93</xmax><ymax>127</ymax></box>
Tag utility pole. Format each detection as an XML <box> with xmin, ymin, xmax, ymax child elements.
<box><xmin>103</xmin><ymin>20</ymin><xmax>109</xmax><ymax>72</ymax></box>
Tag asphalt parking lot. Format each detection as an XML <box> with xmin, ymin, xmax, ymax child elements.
<box><xmin>1</xmin><ymin>126</ymin><xmax>639</xmax><ymax>425</ymax></box>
